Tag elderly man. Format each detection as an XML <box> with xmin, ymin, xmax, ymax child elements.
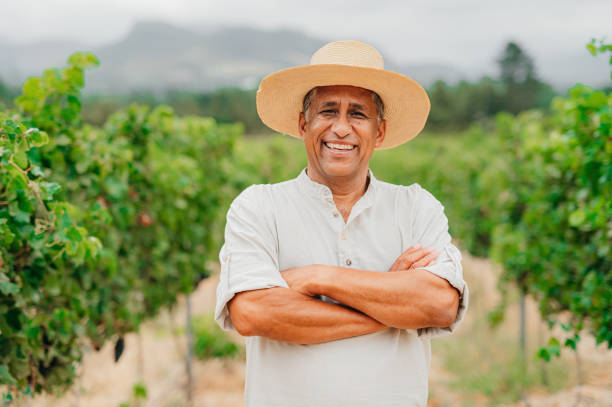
<box><xmin>215</xmin><ymin>40</ymin><xmax>468</xmax><ymax>406</ymax></box>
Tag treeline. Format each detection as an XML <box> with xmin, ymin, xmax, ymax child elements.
<box><xmin>63</xmin><ymin>41</ymin><xmax>562</xmax><ymax>134</ymax></box>
<box><xmin>2</xmin><ymin>41</ymin><xmax>610</xmax><ymax>135</ymax></box>
<box><xmin>0</xmin><ymin>79</ymin><xmax>18</xmax><ymax>110</ymax></box>
<box><xmin>81</xmin><ymin>87</ymin><xmax>266</xmax><ymax>134</ymax></box>
<box><xmin>428</xmin><ymin>42</ymin><xmax>558</xmax><ymax>130</ymax></box>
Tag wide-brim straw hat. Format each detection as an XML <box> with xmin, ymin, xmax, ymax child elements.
<box><xmin>256</xmin><ymin>40</ymin><xmax>431</xmax><ymax>149</ymax></box>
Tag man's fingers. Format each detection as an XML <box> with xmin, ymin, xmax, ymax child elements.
<box><xmin>411</xmin><ymin>250</ymin><xmax>440</xmax><ymax>268</ymax></box>
<box><xmin>389</xmin><ymin>244</ymin><xmax>420</xmax><ymax>271</ymax></box>
<box><xmin>390</xmin><ymin>246</ymin><xmax>439</xmax><ymax>271</ymax></box>
<box><xmin>389</xmin><ymin>258</ymin><xmax>402</xmax><ymax>272</ymax></box>
<box><xmin>405</xmin><ymin>247</ymin><xmax>437</xmax><ymax>263</ymax></box>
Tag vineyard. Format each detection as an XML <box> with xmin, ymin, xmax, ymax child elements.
<box><xmin>1</xmin><ymin>40</ymin><xmax>611</xmax><ymax>406</ymax></box>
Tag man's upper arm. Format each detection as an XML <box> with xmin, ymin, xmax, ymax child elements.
<box><xmin>214</xmin><ymin>185</ymin><xmax>289</xmax><ymax>332</ymax></box>
<box><xmin>405</xmin><ymin>184</ymin><xmax>469</xmax><ymax>338</ymax></box>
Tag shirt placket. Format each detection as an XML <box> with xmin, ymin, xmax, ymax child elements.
<box><xmin>332</xmin><ymin>208</ymin><xmax>352</xmax><ymax>267</ymax></box>
<box><xmin>300</xmin><ymin>167</ymin><xmax>376</xmax><ymax>270</ymax></box>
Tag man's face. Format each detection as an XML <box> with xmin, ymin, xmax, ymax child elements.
<box><xmin>298</xmin><ymin>85</ymin><xmax>386</xmax><ymax>183</ymax></box>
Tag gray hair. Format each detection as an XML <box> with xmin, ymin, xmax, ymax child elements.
<box><xmin>302</xmin><ymin>86</ymin><xmax>385</xmax><ymax>125</ymax></box>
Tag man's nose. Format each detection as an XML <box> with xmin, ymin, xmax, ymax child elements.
<box><xmin>331</xmin><ymin>112</ymin><xmax>351</xmax><ymax>137</ymax></box>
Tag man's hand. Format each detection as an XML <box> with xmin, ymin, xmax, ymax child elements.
<box><xmin>281</xmin><ymin>244</ymin><xmax>439</xmax><ymax>295</ymax></box>
<box><xmin>389</xmin><ymin>244</ymin><xmax>439</xmax><ymax>272</ymax></box>
<box><xmin>281</xmin><ymin>265</ymin><xmax>326</xmax><ymax>297</ymax></box>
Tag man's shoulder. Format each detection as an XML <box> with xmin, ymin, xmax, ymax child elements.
<box><xmin>230</xmin><ymin>177</ymin><xmax>299</xmax><ymax>208</ymax></box>
<box><xmin>373</xmin><ymin>178</ymin><xmax>443</xmax><ymax>211</ymax></box>
<box><xmin>374</xmin><ymin>178</ymin><xmax>421</xmax><ymax>198</ymax></box>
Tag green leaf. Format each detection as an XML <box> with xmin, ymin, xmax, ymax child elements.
<box><xmin>66</xmin><ymin>226</ymin><xmax>83</xmax><ymax>242</ymax></box>
<box><xmin>537</xmin><ymin>347</ymin><xmax>551</xmax><ymax>362</ymax></box>
<box><xmin>40</xmin><ymin>182</ymin><xmax>62</xmax><ymax>200</ymax></box>
<box><xmin>586</xmin><ymin>43</ymin><xmax>597</xmax><ymax>56</ymax></box>
<box><xmin>67</xmin><ymin>52</ymin><xmax>100</xmax><ymax>69</ymax></box>
<box><xmin>30</xmin><ymin>165</ymin><xmax>45</xmax><ymax>177</ymax></box>
<box><xmin>29</xmin><ymin>129</ymin><xmax>49</xmax><ymax>147</ymax></box>
<box><xmin>132</xmin><ymin>383</ymin><xmax>147</xmax><ymax>399</ymax></box>
<box><xmin>0</xmin><ymin>365</ymin><xmax>17</xmax><ymax>385</ymax></box>
<box><xmin>13</xmin><ymin>149</ymin><xmax>28</xmax><ymax>169</ymax></box>
<box><xmin>21</xmin><ymin>77</ymin><xmax>43</xmax><ymax>99</ymax></box>
<box><xmin>568</xmin><ymin>209</ymin><xmax>585</xmax><ymax>227</ymax></box>
<box><xmin>565</xmin><ymin>337</ymin><xmax>577</xmax><ymax>350</ymax></box>
<box><xmin>60</xmin><ymin>210</ymin><xmax>72</xmax><ymax>229</ymax></box>
<box><xmin>0</xmin><ymin>281</ymin><xmax>19</xmax><ymax>295</ymax></box>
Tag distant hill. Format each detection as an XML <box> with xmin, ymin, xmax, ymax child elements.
<box><xmin>0</xmin><ymin>21</ymin><xmax>466</xmax><ymax>95</ymax></box>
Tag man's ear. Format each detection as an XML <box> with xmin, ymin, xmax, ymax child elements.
<box><xmin>375</xmin><ymin>119</ymin><xmax>386</xmax><ymax>148</ymax></box>
<box><xmin>298</xmin><ymin>112</ymin><xmax>307</xmax><ymax>141</ymax></box>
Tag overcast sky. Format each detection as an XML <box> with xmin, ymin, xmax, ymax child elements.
<box><xmin>2</xmin><ymin>0</ymin><xmax>611</xmax><ymax>80</ymax></box>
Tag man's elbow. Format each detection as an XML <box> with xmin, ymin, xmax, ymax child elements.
<box><xmin>437</xmin><ymin>286</ymin><xmax>460</xmax><ymax>327</ymax></box>
<box><xmin>227</xmin><ymin>293</ymin><xmax>259</xmax><ymax>336</ymax></box>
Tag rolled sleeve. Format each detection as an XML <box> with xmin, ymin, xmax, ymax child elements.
<box><xmin>214</xmin><ymin>185</ymin><xmax>289</xmax><ymax>332</ymax></box>
<box><xmin>409</xmin><ymin>185</ymin><xmax>469</xmax><ymax>339</ymax></box>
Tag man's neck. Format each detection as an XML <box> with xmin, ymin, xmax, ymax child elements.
<box><xmin>305</xmin><ymin>166</ymin><xmax>370</xmax><ymax>221</ymax></box>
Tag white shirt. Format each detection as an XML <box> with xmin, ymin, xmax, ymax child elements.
<box><xmin>215</xmin><ymin>168</ymin><xmax>469</xmax><ymax>407</ymax></box>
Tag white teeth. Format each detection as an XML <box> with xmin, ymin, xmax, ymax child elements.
<box><xmin>325</xmin><ymin>142</ymin><xmax>355</xmax><ymax>150</ymax></box>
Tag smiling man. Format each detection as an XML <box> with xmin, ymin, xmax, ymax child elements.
<box><xmin>215</xmin><ymin>40</ymin><xmax>469</xmax><ymax>407</ymax></box>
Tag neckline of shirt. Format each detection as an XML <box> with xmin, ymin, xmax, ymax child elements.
<box><xmin>296</xmin><ymin>168</ymin><xmax>378</xmax><ymax>218</ymax></box>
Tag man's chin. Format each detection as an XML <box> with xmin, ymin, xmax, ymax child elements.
<box><xmin>320</xmin><ymin>165</ymin><xmax>359</xmax><ymax>179</ymax></box>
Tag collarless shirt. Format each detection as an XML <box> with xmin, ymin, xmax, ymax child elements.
<box><xmin>215</xmin><ymin>168</ymin><xmax>469</xmax><ymax>407</ymax></box>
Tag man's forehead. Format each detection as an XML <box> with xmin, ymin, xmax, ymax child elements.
<box><xmin>311</xmin><ymin>85</ymin><xmax>376</xmax><ymax>107</ymax></box>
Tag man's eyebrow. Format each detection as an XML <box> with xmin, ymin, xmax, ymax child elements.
<box><xmin>320</xmin><ymin>101</ymin><xmax>339</xmax><ymax>108</ymax></box>
<box><xmin>318</xmin><ymin>101</ymin><xmax>367</xmax><ymax>110</ymax></box>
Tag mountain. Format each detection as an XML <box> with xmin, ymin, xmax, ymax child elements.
<box><xmin>0</xmin><ymin>21</ymin><xmax>466</xmax><ymax>94</ymax></box>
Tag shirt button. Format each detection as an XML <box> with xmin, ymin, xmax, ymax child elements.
<box><xmin>333</xmin><ymin>211</ymin><xmax>339</xmax><ymax>217</ymax></box>
<box><xmin>345</xmin><ymin>259</ymin><xmax>352</xmax><ymax>266</ymax></box>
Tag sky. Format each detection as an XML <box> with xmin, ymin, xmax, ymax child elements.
<box><xmin>1</xmin><ymin>0</ymin><xmax>611</xmax><ymax>82</ymax></box>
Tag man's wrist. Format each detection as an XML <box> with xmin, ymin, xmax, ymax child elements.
<box><xmin>309</xmin><ymin>264</ymin><xmax>334</xmax><ymax>296</ymax></box>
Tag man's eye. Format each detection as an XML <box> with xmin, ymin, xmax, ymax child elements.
<box><xmin>320</xmin><ymin>110</ymin><xmax>336</xmax><ymax>115</ymax></box>
<box><xmin>351</xmin><ymin>111</ymin><xmax>367</xmax><ymax>118</ymax></box>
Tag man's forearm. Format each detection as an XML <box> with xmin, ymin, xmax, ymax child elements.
<box><xmin>310</xmin><ymin>266</ymin><xmax>459</xmax><ymax>330</ymax></box>
<box><xmin>228</xmin><ymin>286</ymin><xmax>388</xmax><ymax>345</ymax></box>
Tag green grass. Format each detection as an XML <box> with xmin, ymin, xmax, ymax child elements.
<box><xmin>192</xmin><ymin>312</ymin><xmax>242</xmax><ymax>360</ymax></box>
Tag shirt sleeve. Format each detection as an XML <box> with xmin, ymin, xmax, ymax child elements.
<box><xmin>408</xmin><ymin>184</ymin><xmax>469</xmax><ymax>339</ymax></box>
<box><xmin>214</xmin><ymin>184</ymin><xmax>289</xmax><ymax>332</ymax></box>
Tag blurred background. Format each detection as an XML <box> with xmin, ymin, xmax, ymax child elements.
<box><xmin>1</xmin><ymin>0</ymin><xmax>611</xmax><ymax>131</ymax></box>
<box><xmin>1</xmin><ymin>1</ymin><xmax>611</xmax><ymax>406</ymax></box>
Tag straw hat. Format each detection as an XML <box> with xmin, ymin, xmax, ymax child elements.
<box><xmin>256</xmin><ymin>40</ymin><xmax>431</xmax><ymax>149</ymax></box>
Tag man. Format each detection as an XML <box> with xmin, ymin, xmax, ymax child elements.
<box><xmin>215</xmin><ymin>40</ymin><xmax>469</xmax><ymax>406</ymax></box>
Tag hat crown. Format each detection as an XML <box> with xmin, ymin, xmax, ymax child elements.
<box><xmin>310</xmin><ymin>40</ymin><xmax>384</xmax><ymax>70</ymax></box>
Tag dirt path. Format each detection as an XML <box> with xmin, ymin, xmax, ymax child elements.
<box><xmin>29</xmin><ymin>250</ymin><xmax>612</xmax><ymax>407</ymax></box>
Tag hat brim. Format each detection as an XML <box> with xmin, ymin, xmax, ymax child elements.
<box><xmin>256</xmin><ymin>64</ymin><xmax>430</xmax><ymax>150</ymax></box>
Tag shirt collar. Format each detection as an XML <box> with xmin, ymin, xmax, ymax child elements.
<box><xmin>296</xmin><ymin>167</ymin><xmax>378</xmax><ymax>211</ymax></box>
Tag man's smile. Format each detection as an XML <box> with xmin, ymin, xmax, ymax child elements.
<box><xmin>322</xmin><ymin>141</ymin><xmax>358</xmax><ymax>152</ymax></box>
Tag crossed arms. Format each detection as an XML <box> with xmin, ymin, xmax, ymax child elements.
<box><xmin>227</xmin><ymin>245</ymin><xmax>461</xmax><ymax>345</ymax></box>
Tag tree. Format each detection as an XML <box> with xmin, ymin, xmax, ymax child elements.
<box><xmin>498</xmin><ymin>42</ymin><xmax>536</xmax><ymax>85</ymax></box>
<box><xmin>497</xmin><ymin>41</ymin><xmax>553</xmax><ymax>114</ymax></box>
